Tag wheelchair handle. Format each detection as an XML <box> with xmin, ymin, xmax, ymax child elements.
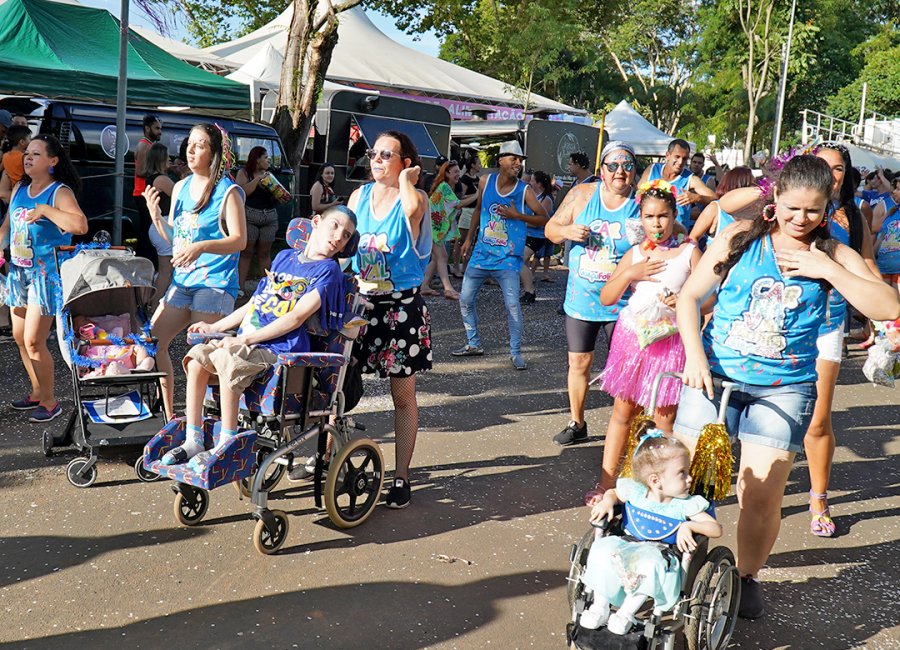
<box><xmin>647</xmin><ymin>372</ymin><xmax>736</xmax><ymax>425</ymax></box>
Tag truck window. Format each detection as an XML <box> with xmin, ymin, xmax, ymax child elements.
<box><xmin>233</xmin><ymin>136</ymin><xmax>284</xmax><ymax>170</ymax></box>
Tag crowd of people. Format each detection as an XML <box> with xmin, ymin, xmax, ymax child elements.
<box><xmin>1</xmin><ymin>107</ymin><xmax>899</xmax><ymax>625</ymax></box>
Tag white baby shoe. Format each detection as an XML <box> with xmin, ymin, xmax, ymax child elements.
<box><xmin>607</xmin><ymin>612</ymin><xmax>638</xmax><ymax>635</ymax></box>
<box><xmin>579</xmin><ymin>598</ymin><xmax>610</xmax><ymax>630</ymax></box>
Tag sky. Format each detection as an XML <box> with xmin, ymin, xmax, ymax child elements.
<box><xmin>78</xmin><ymin>0</ymin><xmax>441</xmax><ymax>57</ymax></box>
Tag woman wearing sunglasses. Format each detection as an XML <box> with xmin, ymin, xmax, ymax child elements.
<box><xmin>347</xmin><ymin>131</ymin><xmax>433</xmax><ymax>509</ymax></box>
<box><xmin>545</xmin><ymin>141</ymin><xmax>641</xmax><ymax>499</ymax></box>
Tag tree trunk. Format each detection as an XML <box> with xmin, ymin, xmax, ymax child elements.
<box><xmin>743</xmin><ymin>107</ymin><xmax>756</xmax><ymax>162</ymax></box>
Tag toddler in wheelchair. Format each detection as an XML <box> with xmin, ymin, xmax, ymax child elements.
<box><xmin>161</xmin><ymin>206</ymin><xmax>360</xmax><ymax>468</ymax></box>
<box><xmin>581</xmin><ymin>430</ymin><xmax>722</xmax><ymax>634</ymax></box>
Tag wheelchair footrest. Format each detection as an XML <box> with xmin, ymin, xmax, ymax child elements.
<box><xmin>142</xmin><ymin>417</ymin><xmax>258</xmax><ymax>490</ymax></box>
<box><xmin>568</xmin><ymin>623</ymin><xmax>647</xmax><ymax>650</ymax></box>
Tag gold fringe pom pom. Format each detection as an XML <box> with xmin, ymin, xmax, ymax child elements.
<box><xmin>689</xmin><ymin>422</ymin><xmax>733</xmax><ymax>501</ymax></box>
<box><xmin>620</xmin><ymin>411</ymin><xmax>655</xmax><ymax>478</ymax></box>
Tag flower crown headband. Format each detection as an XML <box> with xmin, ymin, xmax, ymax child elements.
<box><xmin>756</xmin><ymin>141</ymin><xmax>822</xmax><ymax>199</ymax></box>
<box><xmin>635</xmin><ymin>178</ymin><xmax>678</xmax><ymax>205</ymax></box>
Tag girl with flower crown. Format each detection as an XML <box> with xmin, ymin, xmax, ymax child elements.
<box><xmin>144</xmin><ymin>123</ymin><xmax>247</xmax><ymax>419</ymax></box>
<box><xmin>590</xmin><ymin>180</ymin><xmax>701</xmax><ymax>494</ymax></box>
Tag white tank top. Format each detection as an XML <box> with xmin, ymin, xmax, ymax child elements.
<box><xmin>627</xmin><ymin>242</ymin><xmax>696</xmax><ymax>311</ymax></box>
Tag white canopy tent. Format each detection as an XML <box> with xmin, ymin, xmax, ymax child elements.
<box><xmin>603</xmin><ymin>100</ymin><xmax>693</xmax><ymax>156</ymax></box>
<box><xmin>204</xmin><ymin>6</ymin><xmax>584</xmax><ymax>117</ymax></box>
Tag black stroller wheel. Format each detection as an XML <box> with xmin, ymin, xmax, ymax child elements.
<box><xmin>687</xmin><ymin>546</ymin><xmax>741</xmax><ymax>650</ymax></box>
<box><xmin>566</xmin><ymin>528</ymin><xmax>596</xmax><ymax>610</ymax></box>
<box><xmin>42</xmin><ymin>431</ymin><xmax>53</xmax><ymax>457</ymax></box>
<box><xmin>173</xmin><ymin>487</ymin><xmax>209</xmax><ymax>526</ymax></box>
<box><xmin>253</xmin><ymin>510</ymin><xmax>289</xmax><ymax>555</ymax></box>
<box><xmin>134</xmin><ymin>456</ymin><xmax>161</xmax><ymax>482</ymax></box>
<box><xmin>66</xmin><ymin>458</ymin><xmax>97</xmax><ymax>488</ymax></box>
<box><xmin>324</xmin><ymin>438</ymin><xmax>384</xmax><ymax>529</ymax></box>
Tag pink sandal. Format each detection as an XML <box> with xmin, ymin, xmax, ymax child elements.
<box><xmin>809</xmin><ymin>491</ymin><xmax>836</xmax><ymax>537</ymax></box>
<box><xmin>584</xmin><ymin>483</ymin><xmax>607</xmax><ymax>507</ymax></box>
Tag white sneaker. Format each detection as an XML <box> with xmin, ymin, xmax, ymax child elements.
<box><xmin>579</xmin><ymin>599</ymin><xmax>610</xmax><ymax>630</ymax></box>
<box><xmin>607</xmin><ymin>612</ymin><xmax>637</xmax><ymax>635</ymax></box>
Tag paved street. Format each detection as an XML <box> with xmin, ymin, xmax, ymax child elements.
<box><xmin>0</xmin><ymin>271</ymin><xmax>897</xmax><ymax>649</ymax></box>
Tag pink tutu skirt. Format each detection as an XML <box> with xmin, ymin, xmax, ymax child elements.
<box><xmin>599</xmin><ymin>310</ymin><xmax>685</xmax><ymax>408</ymax></box>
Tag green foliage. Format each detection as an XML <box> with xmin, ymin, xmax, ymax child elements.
<box><xmin>827</xmin><ymin>37</ymin><xmax>900</xmax><ymax>119</ymax></box>
<box><xmin>142</xmin><ymin>0</ymin><xmax>290</xmax><ymax>47</ymax></box>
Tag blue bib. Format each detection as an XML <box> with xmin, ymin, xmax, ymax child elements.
<box><xmin>469</xmin><ymin>174</ymin><xmax>529</xmax><ymax>271</ymax></box>
<box><xmin>564</xmin><ymin>185</ymin><xmax>639</xmax><ymax>322</ymax></box>
<box><xmin>172</xmin><ymin>175</ymin><xmax>243</xmax><ymax>297</ymax></box>
<box><xmin>9</xmin><ymin>182</ymin><xmax>71</xmax><ymax>270</ymax></box>
<box><xmin>351</xmin><ymin>183</ymin><xmax>430</xmax><ymax>294</ymax></box>
<box><xmin>705</xmin><ymin>234</ymin><xmax>827</xmax><ymax>385</ymax></box>
<box><xmin>649</xmin><ymin>163</ymin><xmax>694</xmax><ymax>229</ymax></box>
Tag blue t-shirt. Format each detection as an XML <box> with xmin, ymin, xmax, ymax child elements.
<box><xmin>9</xmin><ymin>182</ymin><xmax>71</xmax><ymax>270</ymax></box>
<box><xmin>469</xmin><ymin>173</ymin><xmax>530</xmax><ymax>271</ymax></box>
<box><xmin>705</xmin><ymin>234</ymin><xmax>828</xmax><ymax>385</ymax></box>
<box><xmin>564</xmin><ymin>184</ymin><xmax>639</xmax><ymax>322</ymax></box>
<box><xmin>649</xmin><ymin>163</ymin><xmax>694</xmax><ymax>229</ymax></box>
<box><xmin>237</xmin><ymin>250</ymin><xmax>346</xmax><ymax>355</ymax></box>
<box><xmin>351</xmin><ymin>183</ymin><xmax>430</xmax><ymax>294</ymax></box>
<box><xmin>172</xmin><ymin>175</ymin><xmax>244</xmax><ymax>297</ymax></box>
<box><xmin>820</xmin><ymin>210</ymin><xmax>850</xmax><ymax>335</ymax></box>
<box><xmin>877</xmin><ymin>205</ymin><xmax>900</xmax><ymax>275</ymax></box>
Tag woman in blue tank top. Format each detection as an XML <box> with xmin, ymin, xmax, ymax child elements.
<box><xmin>688</xmin><ymin>166</ymin><xmax>756</xmax><ymax>245</ymax></box>
<box><xmin>0</xmin><ymin>135</ymin><xmax>88</xmax><ymax>423</ymax></box>
<box><xmin>675</xmin><ymin>155</ymin><xmax>899</xmax><ymax>620</ymax></box>
<box><xmin>144</xmin><ymin>123</ymin><xmax>247</xmax><ymax>419</ymax></box>
<box><xmin>520</xmin><ymin>170</ymin><xmax>554</xmax><ymax>303</ymax></box>
<box><xmin>348</xmin><ymin>130</ymin><xmax>432</xmax><ymax>510</ymax></box>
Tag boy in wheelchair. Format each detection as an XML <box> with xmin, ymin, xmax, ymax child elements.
<box><xmin>161</xmin><ymin>207</ymin><xmax>360</xmax><ymax>468</ymax></box>
<box><xmin>581</xmin><ymin>431</ymin><xmax>722</xmax><ymax>634</ymax></box>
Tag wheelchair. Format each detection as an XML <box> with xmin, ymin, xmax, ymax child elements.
<box><xmin>566</xmin><ymin>374</ymin><xmax>741</xmax><ymax>650</ymax></box>
<box><xmin>143</xmin><ymin>218</ymin><xmax>383</xmax><ymax>555</ymax></box>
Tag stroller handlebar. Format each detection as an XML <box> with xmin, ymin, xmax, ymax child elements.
<box><xmin>648</xmin><ymin>372</ymin><xmax>736</xmax><ymax>424</ymax></box>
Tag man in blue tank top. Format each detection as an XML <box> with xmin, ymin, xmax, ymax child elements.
<box><xmin>639</xmin><ymin>139</ymin><xmax>715</xmax><ymax>231</ymax></box>
<box><xmin>454</xmin><ymin>141</ymin><xmax>549</xmax><ymax>370</ymax></box>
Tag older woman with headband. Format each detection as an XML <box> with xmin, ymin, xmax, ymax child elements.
<box><xmin>545</xmin><ymin>141</ymin><xmax>640</xmax><ymax>470</ymax></box>
<box><xmin>144</xmin><ymin>123</ymin><xmax>247</xmax><ymax>419</ymax></box>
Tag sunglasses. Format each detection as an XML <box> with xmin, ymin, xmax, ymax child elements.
<box><xmin>604</xmin><ymin>161</ymin><xmax>635</xmax><ymax>173</ymax></box>
<box><xmin>365</xmin><ymin>148</ymin><xmax>402</xmax><ymax>161</ymax></box>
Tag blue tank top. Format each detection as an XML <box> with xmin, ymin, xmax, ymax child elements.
<box><xmin>649</xmin><ymin>163</ymin><xmax>694</xmax><ymax>229</ymax></box>
<box><xmin>172</xmin><ymin>175</ymin><xmax>243</xmax><ymax>297</ymax></box>
<box><xmin>564</xmin><ymin>185</ymin><xmax>639</xmax><ymax>322</ymax></box>
<box><xmin>526</xmin><ymin>191</ymin><xmax>552</xmax><ymax>238</ymax></box>
<box><xmin>351</xmin><ymin>183</ymin><xmax>430</xmax><ymax>294</ymax></box>
<box><xmin>820</xmin><ymin>210</ymin><xmax>850</xmax><ymax>335</ymax></box>
<box><xmin>705</xmin><ymin>234</ymin><xmax>828</xmax><ymax>385</ymax></box>
<box><xmin>877</xmin><ymin>205</ymin><xmax>900</xmax><ymax>275</ymax></box>
<box><xmin>706</xmin><ymin>202</ymin><xmax>734</xmax><ymax>244</ymax></box>
<box><xmin>469</xmin><ymin>174</ymin><xmax>530</xmax><ymax>271</ymax></box>
<box><xmin>9</xmin><ymin>182</ymin><xmax>71</xmax><ymax>271</ymax></box>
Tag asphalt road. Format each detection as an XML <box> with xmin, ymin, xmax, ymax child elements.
<box><xmin>0</xmin><ymin>270</ymin><xmax>897</xmax><ymax>649</ymax></box>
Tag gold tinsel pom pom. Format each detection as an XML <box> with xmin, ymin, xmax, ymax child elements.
<box><xmin>620</xmin><ymin>411</ymin><xmax>655</xmax><ymax>478</ymax></box>
<box><xmin>689</xmin><ymin>422</ymin><xmax>733</xmax><ymax>501</ymax></box>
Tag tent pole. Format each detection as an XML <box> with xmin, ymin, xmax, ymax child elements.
<box><xmin>113</xmin><ymin>0</ymin><xmax>130</xmax><ymax>246</ymax></box>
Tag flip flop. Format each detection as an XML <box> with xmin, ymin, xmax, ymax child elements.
<box><xmin>420</xmin><ymin>288</ymin><xmax>439</xmax><ymax>297</ymax></box>
<box><xmin>444</xmin><ymin>289</ymin><xmax>460</xmax><ymax>300</ymax></box>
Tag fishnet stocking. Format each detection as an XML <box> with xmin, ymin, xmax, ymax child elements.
<box><xmin>390</xmin><ymin>376</ymin><xmax>419</xmax><ymax>480</ymax></box>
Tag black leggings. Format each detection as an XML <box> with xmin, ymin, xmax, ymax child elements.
<box><xmin>564</xmin><ymin>316</ymin><xmax>616</xmax><ymax>354</ymax></box>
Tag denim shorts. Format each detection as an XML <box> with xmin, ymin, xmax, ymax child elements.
<box><xmin>673</xmin><ymin>377</ymin><xmax>817</xmax><ymax>454</ymax></box>
<box><xmin>162</xmin><ymin>285</ymin><xmax>235</xmax><ymax>315</ymax></box>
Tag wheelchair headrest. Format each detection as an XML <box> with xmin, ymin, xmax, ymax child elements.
<box><xmin>286</xmin><ymin>210</ymin><xmax>359</xmax><ymax>259</ymax></box>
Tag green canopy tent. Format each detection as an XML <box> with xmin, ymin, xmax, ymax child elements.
<box><xmin>0</xmin><ymin>0</ymin><xmax>249</xmax><ymax>110</ymax></box>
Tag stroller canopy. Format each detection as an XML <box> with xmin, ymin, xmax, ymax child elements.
<box><xmin>60</xmin><ymin>249</ymin><xmax>156</xmax><ymax>308</ymax></box>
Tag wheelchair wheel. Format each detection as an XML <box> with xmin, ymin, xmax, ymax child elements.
<box><xmin>134</xmin><ymin>456</ymin><xmax>161</xmax><ymax>482</ymax></box>
<box><xmin>66</xmin><ymin>458</ymin><xmax>97</xmax><ymax>488</ymax></box>
<box><xmin>566</xmin><ymin>528</ymin><xmax>596</xmax><ymax>611</ymax></box>
<box><xmin>253</xmin><ymin>510</ymin><xmax>289</xmax><ymax>555</ymax></box>
<box><xmin>237</xmin><ymin>446</ymin><xmax>287</xmax><ymax>498</ymax></box>
<box><xmin>324</xmin><ymin>438</ymin><xmax>384</xmax><ymax>529</ymax></box>
<box><xmin>686</xmin><ymin>546</ymin><xmax>741</xmax><ymax>650</ymax></box>
<box><xmin>173</xmin><ymin>488</ymin><xmax>209</xmax><ymax>526</ymax></box>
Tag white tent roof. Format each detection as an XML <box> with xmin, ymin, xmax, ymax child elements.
<box><xmin>205</xmin><ymin>6</ymin><xmax>583</xmax><ymax>116</ymax></box>
<box><xmin>132</xmin><ymin>26</ymin><xmax>237</xmax><ymax>72</ymax></box>
<box><xmin>603</xmin><ymin>101</ymin><xmax>691</xmax><ymax>156</ymax></box>
<box><xmin>842</xmin><ymin>142</ymin><xmax>900</xmax><ymax>172</ymax></box>
<box><xmin>225</xmin><ymin>43</ymin><xmax>283</xmax><ymax>88</ymax></box>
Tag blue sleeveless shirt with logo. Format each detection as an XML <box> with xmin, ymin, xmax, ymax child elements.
<box><xmin>648</xmin><ymin>163</ymin><xmax>694</xmax><ymax>229</ymax></box>
<box><xmin>351</xmin><ymin>183</ymin><xmax>430</xmax><ymax>294</ymax></box>
<box><xmin>9</xmin><ymin>182</ymin><xmax>71</xmax><ymax>271</ymax></box>
<box><xmin>819</xmin><ymin>212</ymin><xmax>850</xmax><ymax>336</ymax></box>
<box><xmin>564</xmin><ymin>185</ymin><xmax>639</xmax><ymax>322</ymax></box>
<box><xmin>526</xmin><ymin>191</ymin><xmax>552</xmax><ymax>239</ymax></box>
<box><xmin>877</xmin><ymin>204</ymin><xmax>900</xmax><ymax>275</ymax></box>
<box><xmin>172</xmin><ymin>175</ymin><xmax>243</xmax><ymax>297</ymax></box>
<box><xmin>469</xmin><ymin>173</ymin><xmax>530</xmax><ymax>271</ymax></box>
<box><xmin>705</xmin><ymin>234</ymin><xmax>828</xmax><ymax>385</ymax></box>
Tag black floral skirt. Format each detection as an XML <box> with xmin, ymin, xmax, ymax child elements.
<box><xmin>353</xmin><ymin>288</ymin><xmax>433</xmax><ymax>378</ymax></box>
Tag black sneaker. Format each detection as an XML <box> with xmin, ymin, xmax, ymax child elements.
<box><xmin>738</xmin><ymin>576</ymin><xmax>765</xmax><ymax>619</ymax></box>
<box><xmin>385</xmin><ymin>477</ymin><xmax>411</xmax><ymax>509</ymax></box>
<box><xmin>553</xmin><ymin>420</ymin><xmax>588</xmax><ymax>446</ymax></box>
<box><xmin>521</xmin><ymin>291</ymin><xmax>536</xmax><ymax>304</ymax></box>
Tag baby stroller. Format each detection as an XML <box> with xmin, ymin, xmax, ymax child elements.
<box><xmin>143</xmin><ymin>218</ymin><xmax>383</xmax><ymax>555</ymax></box>
<box><xmin>52</xmin><ymin>245</ymin><xmax>167</xmax><ymax>488</ymax></box>
<box><xmin>566</xmin><ymin>374</ymin><xmax>742</xmax><ymax>650</ymax></box>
